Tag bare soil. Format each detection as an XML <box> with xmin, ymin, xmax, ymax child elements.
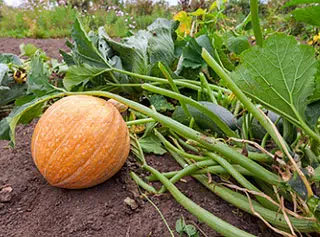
<box><xmin>0</xmin><ymin>38</ymin><xmax>68</xmax><ymax>59</ymax></box>
<box><xmin>0</xmin><ymin>38</ymin><xmax>274</xmax><ymax>237</ymax></box>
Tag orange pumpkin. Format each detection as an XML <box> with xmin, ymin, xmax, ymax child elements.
<box><xmin>31</xmin><ymin>95</ymin><xmax>130</xmax><ymax>189</ymax></box>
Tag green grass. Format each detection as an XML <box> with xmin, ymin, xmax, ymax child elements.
<box><xmin>0</xmin><ymin>4</ymin><xmax>172</xmax><ymax>39</ymax></box>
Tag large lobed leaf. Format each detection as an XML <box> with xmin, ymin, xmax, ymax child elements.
<box><xmin>284</xmin><ymin>0</ymin><xmax>320</xmax><ymax>7</ymax></box>
<box><xmin>292</xmin><ymin>6</ymin><xmax>320</xmax><ymax>27</ymax></box>
<box><xmin>147</xmin><ymin>18</ymin><xmax>176</xmax><ymax>66</ymax></box>
<box><xmin>0</xmin><ymin>53</ymin><xmax>22</xmax><ymax>65</ymax></box>
<box><xmin>63</xmin><ymin>18</ymin><xmax>178</xmax><ymax>90</ymax></box>
<box><xmin>0</xmin><ymin>62</ymin><xmax>27</xmax><ymax>106</ymax></box>
<box><xmin>0</xmin><ymin>93</ymin><xmax>61</xmax><ymax>146</ymax></box>
<box><xmin>105</xmin><ymin>30</ymin><xmax>150</xmax><ymax>75</ymax></box>
<box><xmin>232</xmin><ymin>33</ymin><xmax>317</xmax><ymax>126</ymax></box>
<box><xmin>63</xmin><ymin>64</ymin><xmax>110</xmax><ymax>90</ymax></box>
<box><xmin>310</xmin><ymin>63</ymin><xmax>320</xmax><ymax>102</ymax></box>
<box><xmin>71</xmin><ymin>17</ymin><xmax>110</xmax><ymax>68</ymax></box>
<box><xmin>27</xmin><ymin>54</ymin><xmax>56</xmax><ymax>96</ymax></box>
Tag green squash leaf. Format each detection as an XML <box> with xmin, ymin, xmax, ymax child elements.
<box><xmin>232</xmin><ymin>33</ymin><xmax>317</xmax><ymax>127</ymax></box>
<box><xmin>292</xmin><ymin>6</ymin><xmax>320</xmax><ymax>26</ymax></box>
<box><xmin>0</xmin><ymin>53</ymin><xmax>22</xmax><ymax>65</ymax></box>
<box><xmin>0</xmin><ymin>63</ymin><xmax>27</xmax><ymax>106</ymax></box>
<box><xmin>0</xmin><ymin>93</ymin><xmax>62</xmax><ymax>146</ymax></box>
<box><xmin>139</xmin><ymin>133</ymin><xmax>167</xmax><ymax>155</ymax></box>
<box><xmin>105</xmin><ymin>30</ymin><xmax>150</xmax><ymax>75</ymax></box>
<box><xmin>175</xmin><ymin>216</ymin><xmax>186</xmax><ymax>234</ymax></box>
<box><xmin>0</xmin><ymin>63</ymin><xmax>9</xmax><ymax>85</ymax></box>
<box><xmin>0</xmin><ymin>118</ymin><xmax>10</xmax><ymax>141</ymax></box>
<box><xmin>284</xmin><ymin>0</ymin><xmax>320</xmax><ymax>7</ymax></box>
<box><xmin>18</xmin><ymin>102</ymin><xmax>45</xmax><ymax>124</ymax></box>
<box><xmin>310</xmin><ymin>63</ymin><xmax>320</xmax><ymax>102</ymax></box>
<box><xmin>312</xmin><ymin>166</ymin><xmax>320</xmax><ymax>182</ymax></box>
<box><xmin>181</xmin><ymin>35</ymin><xmax>214</xmax><ymax>69</ymax></box>
<box><xmin>139</xmin><ymin>125</ymin><xmax>167</xmax><ymax>155</ymax></box>
<box><xmin>19</xmin><ymin>43</ymin><xmax>39</xmax><ymax>57</ymax></box>
<box><xmin>226</xmin><ymin>35</ymin><xmax>250</xmax><ymax>55</ymax></box>
<box><xmin>305</xmin><ymin>100</ymin><xmax>320</xmax><ymax>129</ymax></box>
<box><xmin>27</xmin><ymin>54</ymin><xmax>55</xmax><ymax>96</ymax></box>
<box><xmin>184</xmin><ymin>225</ymin><xmax>199</xmax><ymax>237</ymax></box>
<box><xmin>148</xmin><ymin>94</ymin><xmax>175</xmax><ymax>112</ymax></box>
<box><xmin>147</xmin><ymin>18</ymin><xmax>175</xmax><ymax>66</ymax></box>
<box><xmin>71</xmin><ymin>17</ymin><xmax>110</xmax><ymax>67</ymax></box>
<box><xmin>0</xmin><ymin>85</ymin><xmax>27</xmax><ymax>107</ymax></box>
<box><xmin>63</xmin><ymin>64</ymin><xmax>110</xmax><ymax>91</ymax></box>
<box><xmin>59</xmin><ymin>49</ymin><xmax>75</xmax><ymax>66</ymax></box>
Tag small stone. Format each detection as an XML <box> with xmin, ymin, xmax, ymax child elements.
<box><xmin>124</xmin><ymin>197</ymin><xmax>138</xmax><ymax>210</ymax></box>
<box><xmin>0</xmin><ymin>186</ymin><xmax>13</xmax><ymax>203</ymax></box>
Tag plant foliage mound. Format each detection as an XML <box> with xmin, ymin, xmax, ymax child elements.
<box><xmin>1</xmin><ymin>1</ymin><xmax>320</xmax><ymax>236</ymax></box>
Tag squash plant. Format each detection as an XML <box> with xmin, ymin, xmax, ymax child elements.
<box><xmin>1</xmin><ymin>0</ymin><xmax>320</xmax><ymax>235</ymax></box>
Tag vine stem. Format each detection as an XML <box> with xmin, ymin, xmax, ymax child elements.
<box><xmin>143</xmin><ymin>164</ymin><xmax>256</xmax><ymax>237</ymax></box>
<box><xmin>250</xmin><ymin>0</ymin><xmax>263</xmax><ymax>47</ymax></box>
<box><xmin>141</xmin><ymin>84</ymin><xmax>238</xmax><ymax>138</ymax></box>
<box><xmin>169</xmin><ymin>151</ymin><xmax>317</xmax><ymax>232</ymax></box>
<box><xmin>204</xmin><ymin>152</ymin><xmax>278</xmax><ymax>210</ymax></box>
<box><xmin>126</xmin><ymin>118</ymin><xmax>155</xmax><ymax>126</ymax></box>
<box><xmin>111</xmin><ymin>67</ymin><xmax>228</xmax><ymax>93</ymax></box>
<box><xmin>202</xmin><ymin>49</ymin><xmax>314</xmax><ymax>198</ymax></box>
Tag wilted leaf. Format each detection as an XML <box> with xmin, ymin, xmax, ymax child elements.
<box><xmin>97</xmin><ymin>27</ymin><xmax>113</xmax><ymax>60</ymax></box>
<box><xmin>288</xmin><ymin>172</ymin><xmax>308</xmax><ymax>200</ymax></box>
<box><xmin>190</xmin><ymin>8</ymin><xmax>206</xmax><ymax>16</ymax></box>
<box><xmin>108</xmin><ymin>55</ymin><xmax>129</xmax><ymax>84</ymax></box>
<box><xmin>173</xmin><ymin>11</ymin><xmax>192</xmax><ymax>36</ymax></box>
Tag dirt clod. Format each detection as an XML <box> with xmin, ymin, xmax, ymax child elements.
<box><xmin>0</xmin><ymin>186</ymin><xmax>13</xmax><ymax>202</ymax></box>
<box><xmin>124</xmin><ymin>197</ymin><xmax>139</xmax><ymax>210</ymax></box>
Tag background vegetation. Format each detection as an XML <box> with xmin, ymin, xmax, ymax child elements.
<box><xmin>0</xmin><ymin>0</ymin><xmax>173</xmax><ymax>38</ymax></box>
<box><xmin>0</xmin><ymin>0</ymin><xmax>316</xmax><ymax>39</ymax></box>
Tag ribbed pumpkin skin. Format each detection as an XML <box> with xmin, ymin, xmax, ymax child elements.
<box><xmin>31</xmin><ymin>95</ymin><xmax>130</xmax><ymax>189</ymax></box>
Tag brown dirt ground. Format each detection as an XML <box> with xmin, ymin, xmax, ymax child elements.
<box><xmin>0</xmin><ymin>38</ymin><xmax>68</xmax><ymax>59</ymax></box>
<box><xmin>0</xmin><ymin>38</ymin><xmax>276</xmax><ymax>237</ymax></box>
